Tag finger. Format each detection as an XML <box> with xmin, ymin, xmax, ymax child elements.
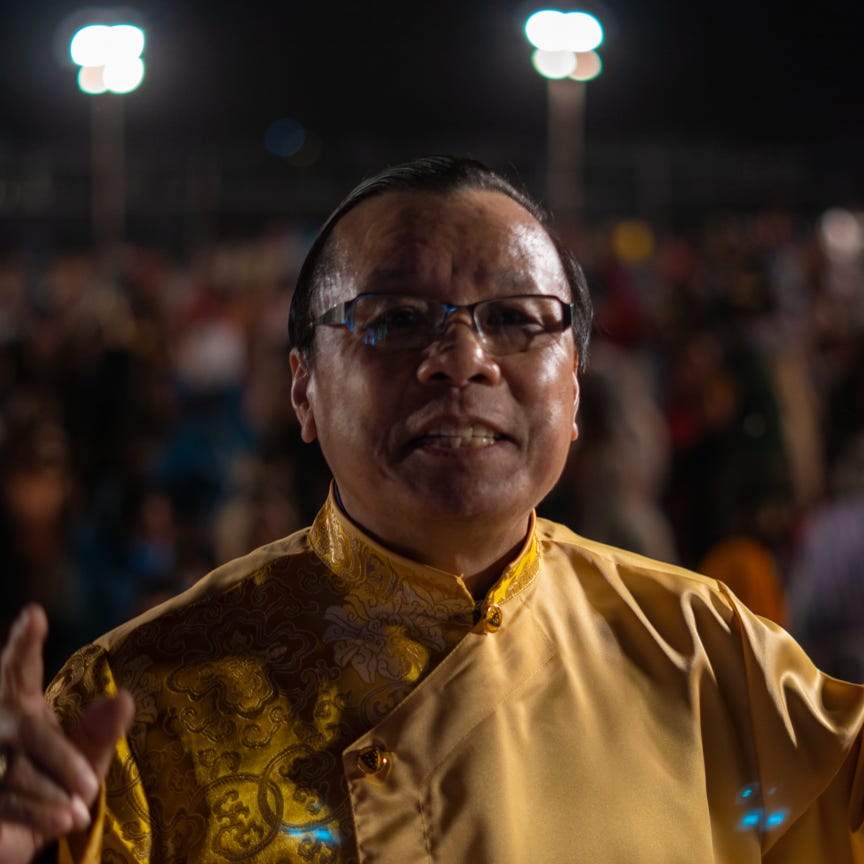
<box><xmin>0</xmin><ymin>787</ymin><xmax>91</xmax><ymax>837</ymax></box>
<box><xmin>70</xmin><ymin>691</ymin><xmax>135</xmax><ymax>802</ymax></box>
<box><xmin>0</xmin><ymin>750</ymin><xmax>78</xmax><ymax>807</ymax></box>
<box><xmin>0</xmin><ymin>606</ymin><xmax>48</xmax><ymax>711</ymax></box>
<box><xmin>11</xmin><ymin>716</ymin><xmax>101</xmax><ymax>805</ymax></box>
<box><xmin>0</xmin><ymin>751</ymin><xmax>92</xmax><ymax>838</ymax></box>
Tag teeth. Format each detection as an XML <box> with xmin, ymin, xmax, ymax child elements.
<box><xmin>425</xmin><ymin>424</ymin><xmax>499</xmax><ymax>448</ymax></box>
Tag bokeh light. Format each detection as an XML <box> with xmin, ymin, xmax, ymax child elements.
<box><xmin>570</xmin><ymin>50</ymin><xmax>603</xmax><ymax>82</ymax></box>
<box><xmin>70</xmin><ymin>23</ymin><xmax>145</xmax><ymax>94</ymax></box>
<box><xmin>820</xmin><ymin>207</ymin><xmax>864</xmax><ymax>258</ymax></box>
<box><xmin>69</xmin><ymin>24</ymin><xmax>111</xmax><ymax>66</ymax></box>
<box><xmin>264</xmin><ymin>118</ymin><xmax>322</xmax><ymax>166</ymax></box>
<box><xmin>103</xmin><ymin>56</ymin><xmax>145</xmax><ymax>94</ymax></box>
<box><xmin>613</xmin><ymin>220</ymin><xmax>655</xmax><ymax>263</ymax></box>
<box><xmin>531</xmin><ymin>48</ymin><xmax>578</xmax><ymax>80</ymax></box>
<box><xmin>77</xmin><ymin>65</ymin><xmax>108</xmax><ymax>95</ymax></box>
<box><xmin>525</xmin><ymin>10</ymin><xmax>603</xmax><ymax>53</ymax></box>
<box><xmin>265</xmin><ymin>118</ymin><xmax>307</xmax><ymax>158</ymax></box>
<box><xmin>109</xmin><ymin>24</ymin><xmax>145</xmax><ymax>62</ymax></box>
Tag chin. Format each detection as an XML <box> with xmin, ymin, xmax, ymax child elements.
<box><xmin>403</xmin><ymin>476</ymin><xmax>534</xmax><ymax>524</ymax></box>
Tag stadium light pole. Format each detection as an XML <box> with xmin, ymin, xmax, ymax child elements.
<box><xmin>524</xmin><ymin>9</ymin><xmax>603</xmax><ymax>237</ymax></box>
<box><xmin>69</xmin><ymin>21</ymin><xmax>145</xmax><ymax>274</ymax></box>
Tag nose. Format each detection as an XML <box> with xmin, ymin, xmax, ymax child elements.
<box><xmin>416</xmin><ymin>318</ymin><xmax>502</xmax><ymax>388</ymax></box>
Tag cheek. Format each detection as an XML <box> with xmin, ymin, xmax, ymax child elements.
<box><xmin>312</xmin><ymin>358</ymin><xmax>396</xmax><ymax>458</ymax></box>
<box><xmin>521</xmin><ymin>354</ymin><xmax>579</xmax><ymax>451</ymax></box>
<box><xmin>526</xmin><ymin>350</ymin><xmax>578</xmax><ymax>410</ymax></box>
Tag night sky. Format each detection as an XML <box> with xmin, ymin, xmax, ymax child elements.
<box><xmin>2</xmin><ymin>1</ymin><xmax>864</xmax><ymax>206</ymax></box>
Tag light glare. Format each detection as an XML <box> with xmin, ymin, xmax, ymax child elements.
<box><xmin>531</xmin><ymin>49</ymin><xmax>577</xmax><ymax>79</ymax></box>
<box><xmin>525</xmin><ymin>9</ymin><xmax>603</xmax><ymax>52</ymax></box>
<box><xmin>70</xmin><ymin>24</ymin><xmax>112</xmax><ymax>66</ymax></box>
<box><xmin>70</xmin><ymin>23</ymin><xmax>146</xmax><ymax>93</ymax></box>
<box><xmin>562</xmin><ymin>12</ymin><xmax>603</xmax><ymax>51</ymax></box>
<box><xmin>110</xmin><ymin>24</ymin><xmax>145</xmax><ymax>59</ymax></box>
<box><xmin>104</xmin><ymin>57</ymin><xmax>145</xmax><ymax>93</ymax></box>
<box><xmin>525</xmin><ymin>10</ymin><xmax>564</xmax><ymax>50</ymax></box>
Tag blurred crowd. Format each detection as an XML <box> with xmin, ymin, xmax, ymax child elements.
<box><xmin>1</xmin><ymin>206</ymin><xmax>863</xmax><ymax>681</ymax></box>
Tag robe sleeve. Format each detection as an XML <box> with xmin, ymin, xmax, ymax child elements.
<box><xmin>46</xmin><ymin>645</ymin><xmax>152</xmax><ymax>864</ymax></box>
<box><xmin>720</xmin><ymin>583</ymin><xmax>864</xmax><ymax>862</ymax></box>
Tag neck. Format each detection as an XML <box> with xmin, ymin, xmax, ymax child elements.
<box><xmin>333</xmin><ymin>486</ymin><xmax>531</xmax><ymax>600</ymax></box>
<box><xmin>403</xmin><ymin>529</ymin><xmax>527</xmax><ymax>599</ymax></box>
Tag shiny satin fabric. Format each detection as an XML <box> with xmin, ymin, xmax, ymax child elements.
<box><xmin>47</xmin><ymin>491</ymin><xmax>864</xmax><ymax>862</ymax></box>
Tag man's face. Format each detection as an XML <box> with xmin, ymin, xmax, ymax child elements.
<box><xmin>290</xmin><ymin>188</ymin><xmax>580</xmax><ymax>551</ymax></box>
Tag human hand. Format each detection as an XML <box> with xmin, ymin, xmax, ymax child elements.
<box><xmin>0</xmin><ymin>605</ymin><xmax>134</xmax><ymax>863</ymax></box>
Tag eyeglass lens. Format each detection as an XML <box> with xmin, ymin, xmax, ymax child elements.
<box><xmin>351</xmin><ymin>295</ymin><xmax>567</xmax><ymax>354</ymax></box>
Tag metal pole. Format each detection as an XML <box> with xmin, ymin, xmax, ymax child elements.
<box><xmin>90</xmin><ymin>94</ymin><xmax>124</xmax><ymax>276</ymax></box>
<box><xmin>546</xmin><ymin>78</ymin><xmax>585</xmax><ymax>240</ymax></box>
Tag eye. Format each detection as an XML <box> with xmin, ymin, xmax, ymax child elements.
<box><xmin>353</xmin><ymin>296</ymin><xmax>431</xmax><ymax>346</ymax></box>
<box><xmin>372</xmin><ymin>305</ymin><xmax>424</xmax><ymax>331</ymax></box>
<box><xmin>481</xmin><ymin>300</ymin><xmax>544</xmax><ymax>331</ymax></box>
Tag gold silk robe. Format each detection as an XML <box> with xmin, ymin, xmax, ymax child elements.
<box><xmin>47</xmin><ymin>490</ymin><xmax>864</xmax><ymax>863</ymax></box>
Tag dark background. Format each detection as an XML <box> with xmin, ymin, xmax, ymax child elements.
<box><xmin>3</xmin><ymin>0</ymin><xmax>864</xmax><ymax>244</ymax></box>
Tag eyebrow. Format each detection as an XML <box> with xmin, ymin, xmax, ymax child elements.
<box><xmin>363</xmin><ymin>266</ymin><xmax>542</xmax><ymax>292</ymax></box>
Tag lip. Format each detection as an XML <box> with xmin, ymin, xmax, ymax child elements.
<box><xmin>405</xmin><ymin>415</ymin><xmax>514</xmax><ymax>452</ymax></box>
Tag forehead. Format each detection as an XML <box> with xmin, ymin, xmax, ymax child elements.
<box><xmin>321</xmin><ymin>188</ymin><xmax>567</xmax><ymax>304</ymax></box>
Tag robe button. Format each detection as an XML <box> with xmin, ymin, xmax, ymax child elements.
<box><xmin>484</xmin><ymin>604</ymin><xmax>503</xmax><ymax>632</ymax></box>
<box><xmin>356</xmin><ymin>745</ymin><xmax>391</xmax><ymax>778</ymax></box>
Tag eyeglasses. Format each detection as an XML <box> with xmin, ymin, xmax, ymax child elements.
<box><xmin>311</xmin><ymin>293</ymin><xmax>574</xmax><ymax>355</ymax></box>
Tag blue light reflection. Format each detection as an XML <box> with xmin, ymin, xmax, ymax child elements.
<box><xmin>282</xmin><ymin>826</ymin><xmax>339</xmax><ymax>844</ymax></box>
<box><xmin>735</xmin><ymin>783</ymin><xmax>789</xmax><ymax>833</ymax></box>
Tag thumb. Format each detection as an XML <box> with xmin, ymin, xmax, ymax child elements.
<box><xmin>0</xmin><ymin>604</ymin><xmax>48</xmax><ymax>712</ymax></box>
<box><xmin>70</xmin><ymin>691</ymin><xmax>135</xmax><ymax>801</ymax></box>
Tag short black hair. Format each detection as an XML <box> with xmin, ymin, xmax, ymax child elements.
<box><xmin>288</xmin><ymin>155</ymin><xmax>593</xmax><ymax>371</ymax></box>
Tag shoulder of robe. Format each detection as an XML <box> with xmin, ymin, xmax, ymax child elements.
<box><xmin>46</xmin><ymin>525</ymin><xmax>317</xmax><ymax>720</ymax></box>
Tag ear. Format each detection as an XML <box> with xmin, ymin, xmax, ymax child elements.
<box><xmin>289</xmin><ymin>348</ymin><xmax>318</xmax><ymax>443</ymax></box>
<box><xmin>571</xmin><ymin>358</ymin><xmax>581</xmax><ymax>443</ymax></box>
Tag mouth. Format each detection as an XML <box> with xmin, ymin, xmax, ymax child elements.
<box><xmin>415</xmin><ymin>422</ymin><xmax>504</xmax><ymax>450</ymax></box>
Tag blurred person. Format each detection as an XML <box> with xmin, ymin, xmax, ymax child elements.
<box><xmin>699</xmin><ymin>535</ymin><xmax>788</xmax><ymax>626</ymax></box>
<box><xmin>145</xmin><ymin>305</ymin><xmax>257</xmax><ymax>596</ymax></box>
<box><xmin>663</xmin><ymin>327</ymin><xmax>795</xmax><ymax>568</ymax></box>
<box><xmin>210</xmin><ymin>454</ymin><xmax>304</xmax><ymax>564</ymax></box>
<box><xmin>788</xmin><ymin>433</ymin><xmax>864</xmax><ymax>681</ymax></box>
<box><xmin>0</xmin><ymin>396</ymin><xmax>79</xmax><ymax>677</ymax></box>
<box><xmin>821</xmin><ymin>333</ymin><xmax>864</xmax><ymax>475</ymax></box>
<box><xmin>540</xmin><ymin>339</ymin><xmax>678</xmax><ymax>562</ymax></box>
<box><xmin>119</xmin><ymin>483</ymin><xmax>180</xmax><ymax>620</ymax></box>
<box><xmin>3</xmin><ymin>157</ymin><xmax>864</xmax><ymax>863</ymax></box>
<box><xmin>155</xmin><ymin>287</ymin><xmax>256</xmax><ymax>517</ymax></box>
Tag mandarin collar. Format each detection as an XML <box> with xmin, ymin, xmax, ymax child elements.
<box><xmin>308</xmin><ymin>485</ymin><xmax>542</xmax><ymax>607</ymax></box>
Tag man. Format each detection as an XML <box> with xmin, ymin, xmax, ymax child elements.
<box><xmin>1</xmin><ymin>155</ymin><xmax>863</xmax><ymax>863</ymax></box>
